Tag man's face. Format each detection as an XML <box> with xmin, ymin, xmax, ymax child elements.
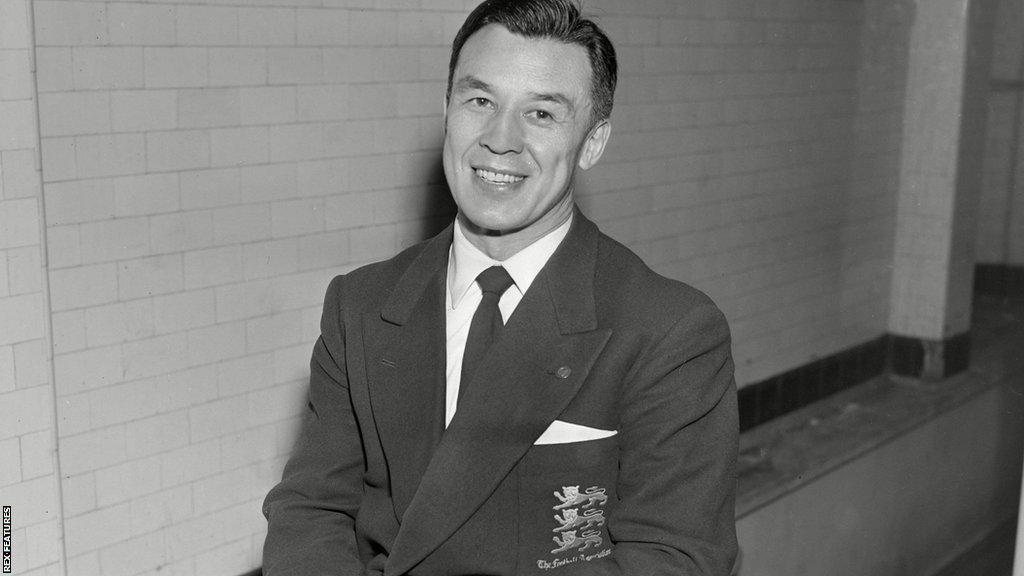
<box><xmin>443</xmin><ymin>25</ymin><xmax>610</xmax><ymax>241</ymax></box>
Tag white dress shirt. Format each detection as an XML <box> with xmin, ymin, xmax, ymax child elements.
<box><xmin>444</xmin><ymin>214</ymin><xmax>573</xmax><ymax>427</ymax></box>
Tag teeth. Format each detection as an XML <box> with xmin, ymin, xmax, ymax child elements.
<box><xmin>476</xmin><ymin>168</ymin><xmax>524</xmax><ymax>184</ymax></box>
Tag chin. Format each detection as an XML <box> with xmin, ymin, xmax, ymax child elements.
<box><xmin>461</xmin><ymin>212</ymin><xmax>522</xmax><ymax>236</ymax></box>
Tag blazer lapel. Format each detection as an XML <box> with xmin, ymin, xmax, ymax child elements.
<box><xmin>386</xmin><ymin>212</ymin><xmax>613</xmax><ymax>576</ymax></box>
<box><xmin>365</xmin><ymin>225</ymin><xmax>453</xmax><ymax>518</ymax></box>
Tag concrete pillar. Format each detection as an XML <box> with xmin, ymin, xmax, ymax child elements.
<box><xmin>889</xmin><ymin>0</ymin><xmax>997</xmax><ymax>380</ymax></box>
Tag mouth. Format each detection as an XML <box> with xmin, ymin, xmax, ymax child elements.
<box><xmin>474</xmin><ymin>167</ymin><xmax>526</xmax><ymax>185</ymax></box>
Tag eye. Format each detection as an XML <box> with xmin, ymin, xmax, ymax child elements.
<box><xmin>527</xmin><ymin>109</ymin><xmax>556</xmax><ymax>123</ymax></box>
<box><xmin>469</xmin><ymin>97</ymin><xmax>493</xmax><ymax>108</ymax></box>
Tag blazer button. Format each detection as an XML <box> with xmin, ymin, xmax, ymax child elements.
<box><xmin>555</xmin><ymin>366</ymin><xmax>572</xmax><ymax>379</ymax></box>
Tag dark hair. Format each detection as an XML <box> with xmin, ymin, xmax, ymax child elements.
<box><xmin>446</xmin><ymin>0</ymin><xmax>617</xmax><ymax>125</ymax></box>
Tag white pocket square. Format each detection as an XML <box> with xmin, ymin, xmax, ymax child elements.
<box><xmin>534</xmin><ymin>420</ymin><xmax>617</xmax><ymax>445</ymax></box>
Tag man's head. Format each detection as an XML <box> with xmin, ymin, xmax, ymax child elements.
<box><xmin>443</xmin><ymin>0</ymin><xmax>618</xmax><ymax>257</ymax></box>
<box><xmin>446</xmin><ymin>0</ymin><xmax>617</xmax><ymax>128</ymax></box>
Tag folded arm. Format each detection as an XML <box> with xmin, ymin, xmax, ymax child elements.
<box><xmin>594</xmin><ymin>301</ymin><xmax>739</xmax><ymax>576</ymax></box>
<box><xmin>262</xmin><ymin>277</ymin><xmax>367</xmax><ymax>576</ymax></box>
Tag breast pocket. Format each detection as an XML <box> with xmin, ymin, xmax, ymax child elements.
<box><xmin>516</xmin><ymin>435</ymin><xmax>618</xmax><ymax>575</ymax></box>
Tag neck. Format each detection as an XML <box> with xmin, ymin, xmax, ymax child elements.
<box><xmin>458</xmin><ymin>205</ymin><xmax>573</xmax><ymax>261</ymax></box>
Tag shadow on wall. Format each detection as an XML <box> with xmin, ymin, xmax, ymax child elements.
<box><xmin>415</xmin><ymin>152</ymin><xmax>458</xmax><ymax>243</ymax></box>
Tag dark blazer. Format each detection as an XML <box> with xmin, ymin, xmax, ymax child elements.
<box><xmin>262</xmin><ymin>210</ymin><xmax>738</xmax><ymax>576</ymax></box>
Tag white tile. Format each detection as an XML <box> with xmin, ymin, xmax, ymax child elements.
<box><xmin>240</xmin><ymin>87</ymin><xmax>296</xmax><ymax>125</ymax></box>
<box><xmin>78</xmin><ymin>217</ymin><xmax>151</xmax><ymax>264</ymax></box>
<box><xmin>146</xmin><ymin>130</ymin><xmax>211</xmax><ymax>172</ymax></box>
<box><xmin>144</xmin><ymin>47</ymin><xmax>208</xmax><ymax>88</ymax></box>
<box><xmin>52</xmin><ymin>344</ymin><xmax>123</xmax><ymax>396</ymax></box>
<box><xmin>153</xmin><ymin>289</ymin><xmax>216</xmax><ymax>334</ymax></box>
<box><xmin>1</xmin><ymin>149</ymin><xmax>40</xmax><ymax>199</ymax></box>
<box><xmin>0</xmin><ymin>0</ymin><xmax>30</xmax><ymax>49</ymax></box>
<box><xmin>117</xmin><ymin>254</ymin><xmax>184</xmax><ymax>300</ymax></box>
<box><xmin>62</xmin><ymin>502</ymin><xmax>131</xmax><ymax>556</ymax></box>
<box><xmin>0</xmin><ymin>436</ymin><xmax>21</xmax><ymax>486</ymax></box>
<box><xmin>114</xmin><ymin>173</ymin><xmax>181</xmax><ymax>217</ymax></box>
<box><xmin>0</xmin><ymin>49</ymin><xmax>33</xmax><ymax>100</ymax></box>
<box><xmin>0</xmin><ymin>198</ymin><xmax>39</xmax><ymax>248</ymax></box>
<box><xmin>61</xmin><ymin>472</ymin><xmax>96</xmax><ymax>516</ymax></box>
<box><xmin>268</xmin><ymin>48</ymin><xmax>321</xmax><ymax>85</ymax></box>
<box><xmin>0</xmin><ymin>293</ymin><xmax>44</xmax><ymax>345</ymax></box>
<box><xmin>110</xmin><ymin>90</ymin><xmax>178</xmax><ymax>133</ymax></box>
<box><xmin>45</xmin><ymin>225</ymin><xmax>81</xmax><ymax>269</ymax></box>
<box><xmin>239</xmin><ymin>8</ymin><xmax>295</xmax><ymax>46</ymax></box>
<box><xmin>187</xmin><ymin>320</ymin><xmax>245</xmax><ymax>366</ymax></box>
<box><xmin>296</xmin><ymin>8</ymin><xmax>349</xmax><ymax>45</ymax></box>
<box><xmin>208</xmin><ymin>48</ymin><xmax>267</xmax><ymax>87</ymax></box>
<box><xmin>33</xmin><ymin>1</ymin><xmax>107</xmax><ymax>46</ymax></box>
<box><xmin>75</xmin><ymin>133</ymin><xmax>146</xmax><ymax>179</ymax></box>
<box><xmin>34</xmin><ymin>47</ymin><xmax>73</xmax><ymax>93</ymax></box>
<box><xmin>108</xmin><ymin>4</ymin><xmax>175</xmax><ymax>46</ymax></box>
<box><xmin>211</xmin><ymin>203</ymin><xmax>270</xmax><ymax>246</ymax></box>
<box><xmin>184</xmin><ymin>245</ymin><xmax>243</xmax><ymax>289</ymax></box>
<box><xmin>177</xmin><ymin>5</ymin><xmax>238</xmax><ymax>46</ymax></box>
<box><xmin>178</xmin><ymin>88</ymin><xmax>241</xmax><ymax>129</ymax></box>
<box><xmin>83</xmin><ymin>299</ymin><xmax>155</xmax><ymax>347</ymax></box>
<box><xmin>121</xmin><ymin>333</ymin><xmax>188</xmax><ymax>381</ymax></box>
<box><xmin>126</xmin><ymin>410</ymin><xmax>189</xmax><ymax>458</ymax></box>
<box><xmin>150</xmin><ymin>210</ymin><xmax>215</xmax><ymax>253</ymax></box>
<box><xmin>179</xmin><ymin>168</ymin><xmax>240</xmax><ymax>210</ymax></box>
<box><xmin>7</xmin><ymin>246</ymin><xmax>43</xmax><ymax>295</ymax></box>
<box><xmin>13</xmin><ymin>339</ymin><xmax>48</xmax><ymax>389</ymax></box>
<box><xmin>98</xmin><ymin>531</ymin><xmax>166</xmax><ymax>576</ymax></box>
<box><xmin>0</xmin><ymin>100</ymin><xmax>38</xmax><ymax>149</ymax></box>
<box><xmin>43</xmin><ymin>179</ymin><xmax>114</xmax><ymax>226</ymax></box>
<box><xmin>95</xmin><ymin>457</ymin><xmax>162</xmax><ymax>508</ymax></box>
<box><xmin>270</xmin><ymin>198</ymin><xmax>323</xmax><ymax>238</ymax></box>
<box><xmin>210</xmin><ymin>126</ymin><xmax>268</xmax><ymax>167</ymax></box>
<box><xmin>72</xmin><ymin>47</ymin><xmax>143</xmax><ymax>90</ymax></box>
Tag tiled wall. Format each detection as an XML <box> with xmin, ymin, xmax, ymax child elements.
<box><xmin>576</xmin><ymin>1</ymin><xmax>898</xmax><ymax>385</ymax></box>
<box><xmin>7</xmin><ymin>0</ymin><xmax>921</xmax><ymax>574</ymax></box>
<box><xmin>0</xmin><ymin>0</ymin><xmax>66</xmax><ymax>574</ymax></box>
<box><xmin>977</xmin><ymin>0</ymin><xmax>1024</xmax><ymax>266</ymax></box>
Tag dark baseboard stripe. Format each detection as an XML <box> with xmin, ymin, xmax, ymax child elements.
<box><xmin>974</xmin><ymin>263</ymin><xmax>1024</xmax><ymax>297</ymax></box>
<box><xmin>889</xmin><ymin>332</ymin><xmax>971</xmax><ymax>380</ymax></box>
<box><xmin>238</xmin><ymin>570</ymin><xmax>261</xmax><ymax>576</ymax></box>
<box><xmin>738</xmin><ymin>329</ymin><xmax>973</xmax><ymax>432</ymax></box>
<box><xmin>738</xmin><ymin>336</ymin><xmax>889</xmax><ymax>431</ymax></box>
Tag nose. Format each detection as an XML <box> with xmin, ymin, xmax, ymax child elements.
<box><xmin>479</xmin><ymin>110</ymin><xmax>523</xmax><ymax>155</ymax></box>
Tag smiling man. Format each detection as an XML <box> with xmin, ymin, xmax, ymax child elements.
<box><xmin>261</xmin><ymin>1</ymin><xmax>739</xmax><ymax>575</ymax></box>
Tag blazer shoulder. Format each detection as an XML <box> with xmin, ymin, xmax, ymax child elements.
<box><xmin>324</xmin><ymin>232</ymin><xmax>442</xmax><ymax>308</ymax></box>
<box><xmin>594</xmin><ymin>232</ymin><xmax>725</xmax><ymax>330</ymax></box>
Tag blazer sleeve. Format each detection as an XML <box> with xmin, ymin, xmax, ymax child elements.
<box><xmin>262</xmin><ymin>275</ymin><xmax>367</xmax><ymax>576</ymax></box>
<box><xmin>597</xmin><ymin>300</ymin><xmax>739</xmax><ymax>576</ymax></box>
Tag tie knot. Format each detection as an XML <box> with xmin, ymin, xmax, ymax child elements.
<box><xmin>476</xmin><ymin>266</ymin><xmax>514</xmax><ymax>296</ymax></box>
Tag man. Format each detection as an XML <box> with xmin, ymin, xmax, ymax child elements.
<box><xmin>262</xmin><ymin>1</ymin><xmax>738</xmax><ymax>574</ymax></box>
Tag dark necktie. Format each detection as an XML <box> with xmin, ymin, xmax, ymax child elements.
<box><xmin>459</xmin><ymin>266</ymin><xmax>515</xmax><ymax>402</ymax></box>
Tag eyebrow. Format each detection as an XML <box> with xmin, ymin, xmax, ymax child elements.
<box><xmin>452</xmin><ymin>75</ymin><xmax>492</xmax><ymax>94</ymax></box>
<box><xmin>452</xmin><ymin>75</ymin><xmax>576</xmax><ymax>113</ymax></box>
<box><xmin>527</xmin><ymin>91</ymin><xmax>574</xmax><ymax>113</ymax></box>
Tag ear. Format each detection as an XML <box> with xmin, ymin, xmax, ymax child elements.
<box><xmin>577</xmin><ymin>120</ymin><xmax>611</xmax><ymax>171</ymax></box>
<box><xmin>441</xmin><ymin>94</ymin><xmax>449</xmax><ymax>133</ymax></box>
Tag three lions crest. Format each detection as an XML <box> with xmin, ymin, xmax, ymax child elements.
<box><xmin>549</xmin><ymin>486</ymin><xmax>608</xmax><ymax>555</ymax></box>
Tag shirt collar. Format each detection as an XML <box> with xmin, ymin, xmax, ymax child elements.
<box><xmin>448</xmin><ymin>213</ymin><xmax>574</xmax><ymax>309</ymax></box>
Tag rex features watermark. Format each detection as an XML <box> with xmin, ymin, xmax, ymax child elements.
<box><xmin>2</xmin><ymin>506</ymin><xmax>11</xmax><ymax>574</ymax></box>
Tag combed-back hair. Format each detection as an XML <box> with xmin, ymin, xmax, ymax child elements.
<box><xmin>446</xmin><ymin>0</ymin><xmax>617</xmax><ymax>126</ymax></box>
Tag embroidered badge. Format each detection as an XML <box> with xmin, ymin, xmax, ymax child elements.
<box><xmin>551</xmin><ymin>530</ymin><xmax>603</xmax><ymax>554</ymax></box>
<box><xmin>544</xmin><ymin>486</ymin><xmax>611</xmax><ymax>560</ymax></box>
<box><xmin>553</xmin><ymin>507</ymin><xmax>605</xmax><ymax>532</ymax></box>
<box><xmin>552</xmin><ymin>485</ymin><xmax>607</xmax><ymax>509</ymax></box>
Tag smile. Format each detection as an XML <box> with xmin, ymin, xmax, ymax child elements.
<box><xmin>475</xmin><ymin>168</ymin><xmax>525</xmax><ymax>184</ymax></box>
